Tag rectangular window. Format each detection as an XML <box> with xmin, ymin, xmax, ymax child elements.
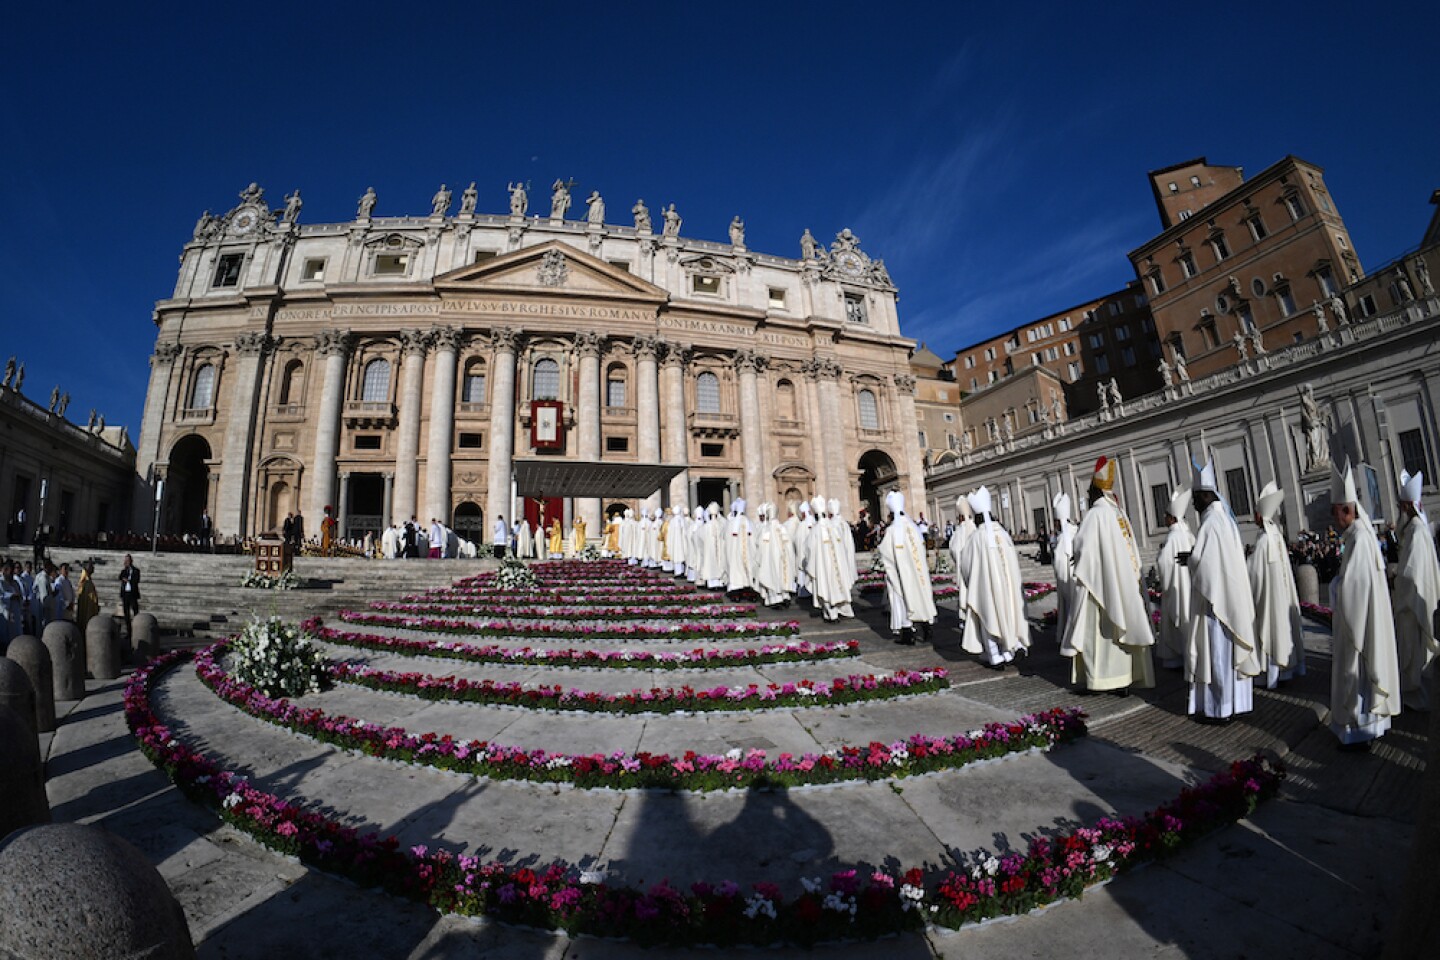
<box><xmin>691</xmin><ymin>275</ymin><xmax>721</xmax><ymax>295</ymax></box>
<box><xmin>473</xmin><ymin>250</ymin><xmax>497</xmax><ymax>263</ymax></box>
<box><xmin>1318</xmin><ymin>191</ymin><xmax>1334</xmax><ymax>213</ymax></box>
<box><xmin>984</xmin><ymin>347</ymin><xmax>996</xmax><ymax>361</ymax></box>
<box><xmin>767</xmin><ymin>287</ymin><xmax>787</xmax><ymax>309</ymax></box>
<box><xmin>1059</xmin><ymin>317</ymin><xmax>1071</xmax><ymax>331</ymax></box>
<box><xmin>943</xmin><ymin>412</ymin><xmax>955</xmax><ymax>422</ymax></box>
<box><xmin>700</xmin><ymin>442</ymin><xmax>725</xmax><ymax>458</ymax></box>
<box><xmin>1200</xmin><ymin>321</ymin><xmax>1219</xmax><ymax>348</ymax></box>
<box><xmin>1178</xmin><ymin>209</ymin><xmax>1193</xmax><ymax>220</ymax></box>
<box><xmin>1359</xmin><ymin>294</ymin><xmax>1377</xmax><ymax>317</ymax></box>
<box><xmin>965</xmin><ymin>355</ymin><xmax>976</xmax><ymax>369</ymax></box>
<box><xmin>458</xmin><ymin>432</ymin><xmax>484</xmax><ymax>449</ymax></box>
<box><xmin>988</xmin><ymin>370</ymin><xmax>999</xmax><ymax>384</ymax></box>
<box><xmin>463</xmin><ymin>373</ymin><xmax>486</xmax><ymax>403</ymax></box>
<box><xmin>1211</xmin><ymin>234</ymin><xmax>1231</xmax><ymax>261</ymax></box>
<box><xmin>1064</xmin><ymin>341</ymin><xmax>1077</xmax><ymax>357</ymax></box>
<box><xmin>608</xmin><ymin>259</ymin><xmax>631</xmax><ymax>273</ymax></box>
<box><xmin>375</xmin><ymin>253</ymin><xmax>409</xmax><ymax>275</ymax></box>
<box><xmin>1179</xmin><ymin>252</ymin><xmax>1197</xmax><ymax>278</ymax></box>
<box><xmin>212</xmin><ymin>253</ymin><xmax>244</xmax><ymax>288</ymax></box>
<box><xmin>1095</xmin><ymin>354</ymin><xmax>1110</xmax><ymax>374</ymax></box>
<box><xmin>1224</xmin><ymin>468</ymin><xmax>1251</xmax><ymax>516</ymax></box>
<box><xmin>1237</xmin><ymin>306</ymin><xmax>1255</xmax><ymax>333</ymax></box>
<box><xmin>1108</xmin><ymin>302</ymin><xmax>1123</xmax><ymax>317</ymax></box>
<box><xmin>1169</xmin><ymin>335</ymin><xmax>1187</xmax><ymax>360</ymax></box>
<box><xmin>606</xmin><ymin>436</ymin><xmax>630</xmax><ymax>452</ymax></box>
<box><xmin>606</xmin><ymin>378</ymin><xmax>626</xmax><ymax>407</ymax></box>
<box><xmin>1247</xmin><ymin>215</ymin><xmax>1268</xmax><ymax>241</ymax></box>
<box><xmin>1122</xmin><ymin>346</ymin><xmax>1136</xmax><ymax>366</ymax></box>
<box><xmin>1275</xmin><ymin>288</ymin><xmax>1295</xmax><ymax>316</ymax></box>
<box><xmin>1115</xmin><ymin>325</ymin><xmax>1131</xmax><ymax>341</ymax></box>
<box><xmin>1032</xmin><ymin>352</ymin><xmax>1042</xmax><ymax>366</ymax></box>
<box><xmin>970</xmin><ymin>377</ymin><xmax>978</xmax><ymax>390</ymax></box>
<box><xmin>1284</xmin><ymin>195</ymin><xmax>1306</xmax><ymax>221</ymax></box>
<box><xmin>1149</xmin><ymin>273</ymin><xmax>1166</xmax><ymax>296</ymax></box>
<box><xmin>918</xmin><ymin>430</ymin><xmax>927</xmax><ymax>448</ymax></box>
<box><xmin>1151</xmin><ymin>483</ymin><xmax>1171</xmax><ymax>527</ymax></box>
<box><xmin>1067</xmin><ymin>361</ymin><xmax>1081</xmax><ymax>380</ymax></box>
<box><xmin>1399</xmin><ymin>429</ymin><xmax>1430</xmax><ymax>478</ymax></box>
<box><xmin>1316</xmin><ymin>266</ymin><xmax>1337</xmax><ymax>297</ymax></box>
<box><xmin>1088</xmin><ymin>332</ymin><xmax>1105</xmax><ymax>349</ymax></box>
<box><xmin>301</xmin><ymin>258</ymin><xmax>326</xmax><ymax>282</ymax></box>
<box><xmin>354</xmin><ymin>435</ymin><xmax>382</xmax><ymax>451</ymax></box>
<box><xmin>844</xmin><ymin>293</ymin><xmax>868</xmax><ymax>324</ymax></box>
<box><xmin>1045</xmin><ymin>346</ymin><xmax>1059</xmax><ymax>361</ymax></box>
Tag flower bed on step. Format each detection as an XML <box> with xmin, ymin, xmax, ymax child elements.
<box><xmin>327</xmin><ymin>661</ymin><xmax>949</xmax><ymax>715</ymax></box>
<box><xmin>308</xmin><ymin>620</ymin><xmax>859</xmax><ymax>670</ymax></box>
<box><xmin>337</xmin><ymin>610</ymin><xmax>798</xmax><ymax>641</ymax></box>
<box><xmin>366</xmin><ymin>600</ymin><xmax>756</xmax><ymax>620</ymax></box>
<box><xmin>196</xmin><ymin>641</ymin><xmax>1084</xmax><ymax>791</ymax></box>
<box><xmin>128</xmin><ymin>650</ymin><xmax>1281</xmax><ymax>946</ymax></box>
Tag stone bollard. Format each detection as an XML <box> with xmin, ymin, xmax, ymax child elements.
<box><xmin>0</xmin><ymin>823</ymin><xmax>194</xmax><ymax>959</ymax></box>
<box><xmin>131</xmin><ymin>612</ymin><xmax>159</xmax><ymax>665</ymax></box>
<box><xmin>85</xmin><ymin>614</ymin><xmax>120</xmax><ymax>681</ymax></box>
<box><xmin>1295</xmin><ymin>562</ymin><xmax>1320</xmax><ymax>607</ymax></box>
<box><xmin>0</xmin><ymin>659</ymin><xmax>38</xmax><ymax>740</ymax></box>
<box><xmin>6</xmin><ymin>636</ymin><xmax>55</xmax><ymax>733</ymax></box>
<box><xmin>41</xmin><ymin>621</ymin><xmax>85</xmax><ymax>702</ymax></box>
<box><xmin>0</xmin><ymin>703</ymin><xmax>50</xmax><ymax>841</ymax></box>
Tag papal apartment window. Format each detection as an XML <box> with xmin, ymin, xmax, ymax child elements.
<box><xmin>1210</xmin><ymin>234</ymin><xmax>1231</xmax><ymax>262</ymax></box>
<box><xmin>988</xmin><ymin>370</ymin><xmax>998</xmax><ymax>384</ymax></box>
<box><xmin>533</xmin><ymin>358</ymin><xmax>561</xmax><ymax>400</ymax></box>
<box><xmin>212</xmin><ymin>253</ymin><xmax>244</xmax><ymax>288</ymax></box>
<box><xmin>1284</xmin><ymin>194</ymin><xmax>1306</xmax><ymax>221</ymax></box>
<box><xmin>844</xmin><ymin>293</ymin><xmax>868</xmax><ymax>324</ymax></box>
<box><xmin>965</xmin><ymin>355</ymin><xmax>976</xmax><ymax>369</ymax></box>
<box><xmin>374</xmin><ymin>253</ymin><xmax>409</xmax><ymax>276</ymax></box>
<box><xmin>301</xmin><ymin>258</ymin><xmax>326</xmax><ymax>282</ymax></box>
<box><xmin>1316</xmin><ymin>266</ymin><xmax>1338</xmax><ymax>297</ymax></box>
<box><xmin>691</xmin><ymin>275</ymin><xmax>721</xmax><ymax>295</ymax></box>
<box><xmin>1247</xmin><ymin>215</ymin><xmax>1268</xmax><ymax>242</ymax></box>
<box><xmin>1179</xmin><ymin>252</ymin><xmax>1198</xmax><ymax>279</ymax></box>
<box><xmin>767</xmin><ymin>287</ymin><xmax>787</xmax><ymax>310</ymax></box>
<box><xmin>1032</xmin><ymin>352</ymin><xmax>1042</xmax><ymax>366</ymax></box>
<box><xmin>984</xmin><ymin>347</ymin><xmax>996</xmax><ymax>361</ymax></box>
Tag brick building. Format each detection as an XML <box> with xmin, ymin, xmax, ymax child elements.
<box><xmin>1128</xmin><ymin>156</ymin><xmax>1361</xmax><ymax>380</ymax></box>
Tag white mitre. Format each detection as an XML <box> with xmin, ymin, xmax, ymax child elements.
<box><xmin>1168</xmin><ymin>486</ymin><xmax>1193</xmax><ymax>521</ymax></box>
<box><xmin>968</xmin><ymin>485</ymin><xmax>992</xmax><ymax>517</ymax></box>
<box><xmin>1192</xmin><ymin>458</ymin><xmax>1220</xmax><ymax>496</ymax></box>
<box><xmin>1331</xmin><ymin>460</ymin><xmax>1359</xmax><ymax>506</ymax></box>
<box><xmin>1053</xmin><ymin>491</ymin><xmax>1071</xmax><ymax>523</ymax></box>
<box><xmin>1256</xmin><ymin>481</ymin><xmax>1284</xmax><ymax>521</ymax></box>
<box><xmin>1400</xmin><ymin>469</ymin><xmax>1424</xmax><ymax>505</ymax></box>
<box><xmin>956</xmin><ymin>495</ymin><xmax>974</xmax><ymax>520</ymax></box>
<box><xmin>884</xmin><ymin>490</ymin><xmax>904</xmax><ymax>515</ymax></box>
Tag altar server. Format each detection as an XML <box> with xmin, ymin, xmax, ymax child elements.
<box><xmin>957</xmin><ymin>485</ymin><xmax>1029</xmax><ymax>669</ymax></box>
<box><xmin>1155</xmin><ymin>486</ymin><xmax>1195</xmax><ymax>669</ymax></box>
<box><xmin>1393</xmin><ymin>470</ymin><xmax>1440</xmax><ymax>710</ymax></box>
<box><xmin>1186</xmin><ymin>460</ymin><xmax>1261</xmax><ymax>720</ymax></box>
<box><xmin>1248</xmin><ymin>481</ymin><xmax>1305</xmax><ymax>688</ymax></box>
<box><xmin>1328</xmin><ymin>461</ymin><xmax>1401</xmax><ymax>745</ymax></box>
<box><xmin>1060</xmin><ymin>456</ymin><xmax>1155</xmax><ymax>692</ymax></box>
<box><xmin>877</xmin><ymin>490</ymin><xmax>934</xmax><ymax>643</ymax></box>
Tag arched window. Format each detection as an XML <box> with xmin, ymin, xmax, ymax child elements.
<box><xmin>775</xmin><ymin>379</ymin><xmax>796</xmax><ymax>420</ymax></box>
<box><xmin>279</xmin><ymin>359</ymin><xmax>304</xmax><ymax>405</ymax></box>
<box><xmin>462</xmin><ymin>362</ymin><xmax>486</xmax><ymax>403</ymax></box>
<box><xmin>361</xmin><ymin>359</ymin><xmax>390</xmax><ymax>402</ymax></box>
<box><xmin>696</xmin><ymin>371</ymin><xmax>721</xmax><ymax>414</ymax></box>
<box><xmin>858</xmin><ymin>389</ymin><xmax>879</xmax><ymax>430</ymax></box>
<box><xmin>190</xmin><ymin>364</ymin><xmax>216</xmax><ymax>409</ymax></box>
<box><xmin>605</xmin><ymin>363</ymin><xmax>627</xmax><ymax>407</ymax></box>
<box><xmin>533</xmin><ymin>358</ymin><xmax>560</xmax><ymax>400</ymax></box>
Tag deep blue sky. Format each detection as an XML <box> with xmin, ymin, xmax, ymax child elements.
<box><xmin>2</xmin><ymin>2</ymin><xmax>1435</xmax><ymax>434</ymax></box>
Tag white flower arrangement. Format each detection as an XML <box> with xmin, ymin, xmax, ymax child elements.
<box><xmin>230</xmin><ymin>616</ymin><xmax>328</xmax><ymax>699</ymax></box>
<box><xmin>241</xmin><ymin>568</ymin><xmax>304</xmax><ymax>590</ymax></box>
<box><xmin>493</xmin><ymin>556</ymin><xmax>539</xmax><ymax>591</ymax></box>
<box><xmin>576</xmin><ymin>543</ymin><xmax>603</xmax><ymax>562</ymax></box>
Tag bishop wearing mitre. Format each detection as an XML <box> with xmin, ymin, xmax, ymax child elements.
<box><xmin>1393</xmin><ymin>469</ymin><xmax>1440</xmax><ymax>710</ymax></box>
<box><xmin>1248</xmin><ymin>481</ymin><xmax>1305</xmax><ymax>688</ymax></box>
<box><xmin>877</xmin><ymin>490</ymin><xmax>936</xmax><ymax>644</ymax></box>
<box><xmin>948</xmin><ymin>494</ymin><xmax>976</xmax><ymax>617</ymax></box>
<box><xmin>1051</xmin><ymin>492</ymin><xmax>1077</xmax><ymax>635</ymax></box>
<box><xmin>956</xmin><ymin>485</ymin><xmax>1029</xmax><ymax>670</ymax></box>
<box><xmin>1155</xmin><ymin>486</ymin><xmax>1195</xmax><ymax>670</ymax></box>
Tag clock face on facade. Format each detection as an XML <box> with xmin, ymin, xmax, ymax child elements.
<box><xmin>835</xmin><ymin>250</ymin><xmax>865</xmax><ymax>277</ymax></box>
<box><xmin>231</xmin><ymin>206</ymin><xmax>262</xmax><ymax>235</ymax></box>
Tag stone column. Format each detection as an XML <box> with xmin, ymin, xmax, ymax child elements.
<box><xmin>424</xmin><ymin>327</ymin><xmax>461</xmax><ymax>524</ymax></box>
<box><xmin>338</xmin><ymin>471</ymin><xmax>351</xmax><ymax>537</ymax></box>
<box><xmin>661</xmin><ymin>341</ymin><xmax>691</xmax><ymax>508</ymax></box>
<box><xmin>308</xmin><ymin>330</ymin><xmax>353</xmax><ymax>523</ymax></box>
<box><xmin>634</xmin><ymin>335</ymin><xmax>662</xmax><ymax>511</ymax></box>
<box><xmin>133</xmin><ymin>341</ymin><xmax>183</xmax><ymax>530</ymax></box>
<box><xmin>391</xmin><ymin>329</ymin><xmax>431</xmax><ymax>524</ymax></box>
<box><xmin>485</xmin><ymin>327</ymin><xmax>520</xmax><ymax>530</ymax></box>
<box><xmin>214</xmin><ymin>332</ymin><xmax>270</xmax><ymax>539</ymax></box>
<box><xmin>575</xmin><ymin>331</ymin><xmax>603</xmax><ymax>533</ymax></box>
<box><xmin>735</xmin><ymin>349</ymin><xmax>768</xmax><ymax>504</ymax></box>
<box><xmin>802</xmin><ymin>360</ymin><xmax>832</xmax><ymax>498</ymax></box>
<box><xmin>381</xmin><ymin>472</ymin><xmax>394</xmax><ymax>529</ymax></box>
<box><xmin>893</xmin><ymin>373</ymin><xmax>927</xmax><ymax>520</ymax></box>
<box><xmin>815</xmin><ymin>359</ymin><xmax>847</xmax><ymax>506</ymax></box>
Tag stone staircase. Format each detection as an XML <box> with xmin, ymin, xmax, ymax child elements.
<box><xmin>41</xmin><ymin>546</ymin><xmax>501</xmax><ymax>643</ymax></box>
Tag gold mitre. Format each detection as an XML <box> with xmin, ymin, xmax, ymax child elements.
<box><xmin>1092</xmin><ymin>456</ymin><xmax>1117</xmax><ymax>492</ymax></box>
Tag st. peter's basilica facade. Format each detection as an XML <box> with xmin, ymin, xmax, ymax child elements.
<box><xmin>135</xmin><ymin>180</ymin><xmax>927</xmax><ymax>543</ymax></box>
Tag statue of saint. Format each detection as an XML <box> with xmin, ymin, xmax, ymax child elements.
<box><xmin>729</xmin><ymin>216</ymin><xmax>745</xmax><ymax>247</ymax></box>
<box><xmin>632</xmin><ymin>199</ymin><xmax>651</xmax><ymax>232</ymax></box>
<box><xmin>1158</xmin><ymin>358</ymin><xmax>1173</xmax><ymax>388</ymax></box>
<box><xmin>193</xmin><ymin>210</ymin><xmax>214</xmax><ymax>240</ymax></box>
<box><xmin>1233</xmin><ymin>331</ymin><xmax>1250</xmax><ymax>362</ymax></box>
<box><xmin>431</xmin><ymin>184</ymin><xmax>452</xmax><ymax>217</ymax></box>
<box><xmin>459</xmin><ymin>182</ymin><xmax>477</xmax><ymax>215</ymax></box>
<box><xmin>95</xmin><ymin>413</ymin><xmax>103</xmax><ymax>431</ymax></box>
<box><xmin>282</xmin><ymin>190</ymin><xmax>303</xmax><ymax>223</ymax></box>
<box><xmin>58</xmin><ymin>392</ymin><xmax>69</xmax><ymax>417</ymax></box>
<box><xmin>2</xmin><ymin>356</ymin><xmax>14</xmax><ymax>388</ymax></box>
<box><xmin>507</xmin><ymin>181</ymin><xmax>528</xmax><ymax>217</ymax></box>
<box><xmin>1326</xmin><ymin>295</ymin><xmax>1347</xmax><ymax>326</ymax></box>
<box><xmin>14</xmin><ymin>363</ymin><xmax>23</xmax><ymax>393</ymax></box>
<box><xmin>585</xmin><ymin>191</ymin><xmax>605</xmax><ymax>225</ymax></box>
<box><xmin>48</xmin><ymin>386</ymin><xmax>59</xmax><ymax>413</ymax></box>
<box><xmin>87</xmin><ymin>410</ymin><xmax>96</xmax><ymax>429</ymax></box>
<box><xmin>1098</xmin><ymin>381</ymin><xmax>1110</xmax><ymax>410</ymax></box>
<box><xmin>1299</xmin><ymin>384</ymin><xmax>1330</xmax><ymax>472</ymax></box>
<box><xmin>800</xmin><ymin>228</ymin><xmax>818</xmax><ymax>260</ymax></box>
<box><xmin>1174</xmin><ymin>352</ymin><xmax>1190</xmax><ymax>382</ymax></box>
<box><xmin>550</xmin><ymin>178</ymin><xmax>574</xmax><ymax>220</ymax></box>
<box><xmin>1416</xmin><ymin>256</ymin><xmax>1434</xmax><ymax>296</ymax></box>
<box><xmin>662</xmin><ymin>203</ymin><xmax>682</xmax><ymax>238</ymax></box>
<box><xmin>357</xmin><ymin>187</ymin><xmax>377</xmax><ymax>219</ymax></box>
<box><xmin>1395</xmin><ymin>268</ymin><xmax>1416</xmax><ymax>302</ymax></box>
<box><xmin>1108</xmin><ymin>378</ymin><xmax>1122</xmax><ymax>406</ymax></box>
<box><xmin>961</xmin><ymin>432</ymin><xmax>973</xmax><ymax>452</ymax></box>
<box><xmin>1311</xmin><ymin>300</ymin><xmax>1329</xmax><ymax>334</ymax></box>
<box><xmin>1251</xmin><ymin>328</ymin><xmax>1266</xmax><ymax>355</ymax></box>
<box><xmin>1051</xmin><ymin>395</ymin><xmax>1063</xmax><ymax>422</ymax></box>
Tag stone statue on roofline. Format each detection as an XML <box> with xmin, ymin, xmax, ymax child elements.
<box><xmin>729</xmin><ymin>216</ymin><xmax>745</xmax><ymax>248</ymax></box>
<box><xmin>431</xmin><ymin>184</ymin><xmax>452</xmax><ymax>217</ymax></box>
<box><xmin>550</xmin><ymin>178</ymin><xmax>575</xmax><ymax>220</ymax></box>
<box><xmin>282</xmin><ymin>190</ymin><xmax>303</xmax><ymax>223</ymax></box>
<box><xmin>662</xmin><ymin>203</ymin><xmax>682</xmax><ymax>238</ymax></box>
<box><xmin>632</xmin><ymin>199</ymin><xmax>651</xmax><ymax>232</ymax></box>
<box><xmin>508</xmin><ymin>181</ymin><xmax>528</xmax><ymax>217</ymax></box>
<box><xmin>460</xmin><ymin>182</ymin><xmax>477</xmax><ymax>215</ymax></box>
<box><xmin>357</xmin><ymin>187</ymin><xmax>377</xmax><ymax>219</ymax></box>
<box><xmin>585</xmin><ymin>191</ymin><xmax>605</xmax><ymax>225</ymax></box>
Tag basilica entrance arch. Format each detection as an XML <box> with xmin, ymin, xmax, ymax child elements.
<box><xmin>453</xmin><ymin>501</ymin><xmax>483</xmax><ymax>544</ymax></box>
<box><xmin>857</xmin><ymin>449</ymin><xmax>897</xmax><ymax>521</ymax></box>
<box><xmin>165</xmin><ymin>435</ymin><xmax>212</xmax><ymax>536</ymax></box>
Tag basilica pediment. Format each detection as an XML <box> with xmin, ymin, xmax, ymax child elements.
<box><xmin>434</xmin><ymin>241</ymin><xmax>668</xmax><ymax>304</ymax></box>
